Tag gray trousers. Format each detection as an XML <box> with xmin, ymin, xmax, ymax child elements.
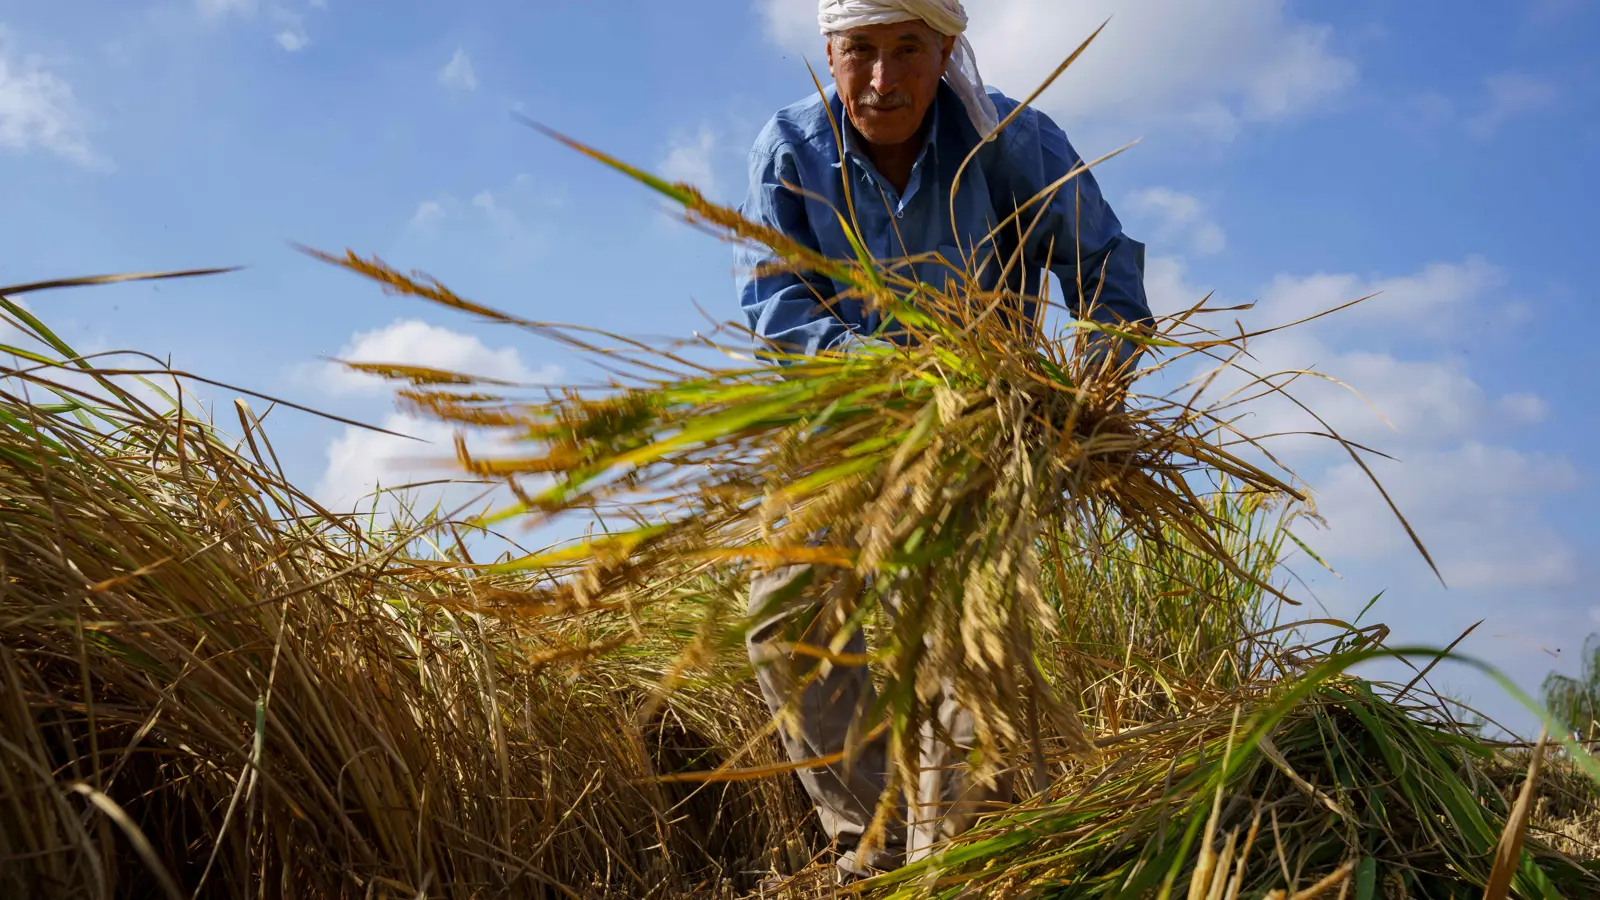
<box><xmin>746</xmin><ymin>564</ymin><xmax>1014</xmax><ymax>877</ymax></box>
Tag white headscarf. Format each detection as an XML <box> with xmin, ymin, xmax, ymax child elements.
<box><xmin>817</xmin><ymin>0</ymin><xmax>1000</xmax><ymax>137</ymax></box>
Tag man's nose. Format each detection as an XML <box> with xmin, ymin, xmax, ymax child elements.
<box><xmin>871</xmin><ymin>57</ymin><xmax>904</xmax><ymax>94</ymax></box>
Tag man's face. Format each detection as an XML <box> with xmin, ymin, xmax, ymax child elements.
<box><xmin>827</xmin><ymin>21</ymin><xmax>956</xmax><ymax>148</ymax></box>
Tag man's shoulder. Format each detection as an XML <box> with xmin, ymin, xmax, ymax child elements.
<box><xmin>977</xmin><ymin>85</ymin><xmax>1082</xmax><ymax>170</ymax></box>
<box><xmin>983</xmin><ymin>86</ymin><xmax>1059</xmax><ymax>136</ymax></box>
<box><xmin>749</xmin><ymin>90</ymin><xmax>840</xmax><ymax>160</ymax></box>
<box><xmin>986</xmin><ymin>86</ymin><xmax>1021</xmax><ymax>116</ymax></box>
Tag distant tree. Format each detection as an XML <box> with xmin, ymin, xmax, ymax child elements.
<box><xmin>1541</xmin><ymin>633</ymin><xmax>1600</xmax><ymax>751</ymax></box>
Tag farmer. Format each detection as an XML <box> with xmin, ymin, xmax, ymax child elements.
<box><xmin>735</xmin><ymin>0</ymin><xmax>1153</xmax><ymax>881</ymax></box>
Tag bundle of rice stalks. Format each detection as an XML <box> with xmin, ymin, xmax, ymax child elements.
<box><xmin>0</xmin><ymin>294</ymin><xmax>820</xmax><ymax>898</ymax></box>
<box><xmin>300</xmin><ymin>96</ymin><xmax>1428</xmax><ymax>849</ymax></box>
<box><xmin>854</xmin><ymin>670</ymin><xmax>1600</xmax><ymax>899</ymax></box>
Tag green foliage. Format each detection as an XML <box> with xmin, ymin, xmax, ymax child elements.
<box><xmin>1543</xmin><ymin>633</ymin><xmax>1600</xmax><ymax>746</ymax></box>
<box><xmin>1047</xmin><ymin>483</ymin><xmax>1299</xmax><ymax>713</ymax></box>
<box><xmin>864</xmin><ymin>676</ymin><xmax>1600</xmax><ymax>899</ymax></box>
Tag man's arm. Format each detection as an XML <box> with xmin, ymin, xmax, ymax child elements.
<box><xmin>1007</xmin><ymin>106</ymin><xmax>1153</xmax><ymax>372</ymax></box>
<box><xmin>736</xmin><ymin>140</ymin><xmax>858</xmax><ymax>359</ymax></box>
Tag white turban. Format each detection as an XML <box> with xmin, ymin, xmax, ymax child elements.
<box><xmin>818</xmin><ymin>0</ymin><xmax>1000</xmax><ymax>137</ymax></box>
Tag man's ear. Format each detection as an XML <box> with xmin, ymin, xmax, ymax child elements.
<box><xmin>940</xmin><ymin>34</ymin><xmax>956</xmax><ymax>71</ymax></box>
<box><xmin>825</xmin><ymin>35</ymin><xmax>836</xmax><ymax>77</ymax></box>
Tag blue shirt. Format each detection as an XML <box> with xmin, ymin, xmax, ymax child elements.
<box><xmin>735</xmin><ymin>81</ymin><xmax>1151</xmax><ymax>358</ymax></box>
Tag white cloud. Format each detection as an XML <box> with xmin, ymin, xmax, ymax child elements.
<box><xmin>760</xmin><ymin>0</ymin><xmax>1356</xmax><ymax>141</ymax></box>
<box><xmin>305</xmin><ymin>321</ymin><xmax>561</xmax><ymax>519</ymax></box>
<box><xmin>313</xmin><ymin>412</ymin><xmax>508</xmax><ymax>519</ymax></box>
<box><xmin>1193</xmin><ymin>224</ymin><xmax>1227</xmax><ymax>257</ymax></box>
<box><xmin>196</xmin><ymin>0</ymin><xmax>257</xmax><ymax>17</ymax></box>
<box><xmin>197</xmin><ymin>1</ymin><xmax>312</xmax><ymax>52</ymax></box>
<box><xmin>1147</xmin><ymin>255</ymin><xmax>1576</xmax><ymax>592</ymax></box>
<box><xmin>401</xmin><ymin>179</ymin><xmax>553</xmax><ymax>259</ymax></box>
<box><xmin>472</xmin><ymin>188</ymin><xmax>546</xmax><ymax>256</ymax></box>
<box><xmin>271</xmin><ymin>8</ymin><xmax>310</xmax><ymax>53</ymax></box>
<box><xmin>1127</xmin><ymin>188</ymin><xmax>1226</xmax><ymax>256</ymax></box>
<box><xmin>409</xmin><ymin>199</ymin><xmax>445</xmax><ymax>231</ymax></box>
<box><xmin>1465</xmin><ymin>73</ymin><xmax>1557</xmax><ymax>139</ymax></box>
<box><xmin>471</xmin><ymin>189</ymin><xmax>516</xmax><ymax>231</ymax></box>
<box><xmin>1242</xmin><ymin>341</ymin><xmax>1515</xmax><ymax>456</ymax></box>
<box><xmin>0</xmin><ymin>28</ymin><xmax>101</xmax><ymax>168</ymax></box>
<box><xmin>1396</xmin><ymin>75</ymin><xmax>1559</xmax><ymax>142</ymax></box>
<box><xmin>1193</xmin><ymin>258</ymin><xmax>1530</xmax><ymax>458</ymax></box>
<box><xmin>1142</xmin><ymin>254</ymin><xmax>1208</xmax><ymax>317</ymax></box>
<box><xmin>275</xmin><ymin>26</ymin><xmax>308</xmax><ymax>52</ymax></box>
<box><xmin>438</xmin><ymin>46</ymin><xmax>477</xmax><ymax>92</ymax></box>
<box><xmin>1255</xmin><ymin>255</ymin><xmax>1504</xmax><ymax>340</ymax></box>
<box><xmin>308</xmin><ymin>319</ymin><xmax>560</xmax><ymax>396</ymax></box>
<box><xmin>1497</xmin><ymin>392</ymin><xmax>1550</xmax><ymax>425</ymax></box>
<box><xmin>659</xmin><ymin>125</ymin><xmax>721</xmax><ymax>196</ymax></box>
<box><xmin>1300</xmin><ymin>443</ymin><xmax>1579</xmax><ymax>590</ymax></box>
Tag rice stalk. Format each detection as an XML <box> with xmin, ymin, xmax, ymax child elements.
<box><xmin>0</xmin><ymin>313</ymin><xmax>818</xmax><ymax>898</ymax></box>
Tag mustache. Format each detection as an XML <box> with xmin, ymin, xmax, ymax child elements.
<box><xmin>856</xmin><ymin>88</ymin><xmax>911</xmax><ymax>109</ymax></box>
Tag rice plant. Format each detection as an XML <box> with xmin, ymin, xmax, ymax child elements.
<box><xmin>1542</xmin><ymin>634</ymin><xmax>1600</xmax><ymax>752</ymax></box>
<box><xmin>853</xmin><ymin>666</ymin><xmax>1600</xmax><ymax>898</ymax></box>
<box><xmin>0</xmin><ymin>294</ymin><xmax>820</xmax><ymax>898</ymax></box>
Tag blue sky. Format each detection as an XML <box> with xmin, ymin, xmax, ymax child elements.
<box><xmin>2</xmin><ymin>0</ymin><xmax>1596</xmax><ymax>735</ymax></box>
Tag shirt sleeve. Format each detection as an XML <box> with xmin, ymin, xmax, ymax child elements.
<box><xmin>1005</xmin><ymin>106</ymin><xmax>1153</xmax><ymax>366</ymax></box>
<box><xmin>735</xmin><ymin>138</ymin><xmax>858</xmax><ymax>359</ymax></box>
